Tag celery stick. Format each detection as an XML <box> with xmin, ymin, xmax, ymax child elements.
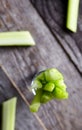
<box><xmin>66</xmin><ymin>0</ymin><xmax>80</xmax><ymax>32</ymax></box>
<box><xmin>30</xmin><ymin>89</ymin><xmax>42</xmax><ymax>112</ymax></box>
<box><xmin>0</xmin><ymin>31</ymin><xmax>35</xmax><ymax>46</ymax></box>
<box><xmin>43</xmin><ymin>82</ymin><xmax>55</xmax><ymax>92</ymax></box>
<box><xmin>2</xmin><ymin>97</ymin><xmax>17</xmax><ymax>130</ymax></box>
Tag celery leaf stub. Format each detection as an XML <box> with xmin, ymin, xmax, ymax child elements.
<box><xmin>30</xmin><ymin>68</ymin><xmax>69</xmax><ymax>112</ymax></box>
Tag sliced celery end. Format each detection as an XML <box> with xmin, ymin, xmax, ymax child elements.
<box><xmin>36</xmin><ymin>72</ymin><xmax>46</xmax><ymax>84</ymax></box>
<box><xmin>29</xmin><ymin>103</ymin><xmax>41</xmax><ymax>113</ymax></box>
<box><xmin>41</xmin><ymin>92</ymin><xmax>53</xmax><ymax>103</ymax></box>
<box><xmin>53</xmin><ymin>88</ymin><xmax>68</xmax><ymax>99</ymax></box>
<box><xmin>55</xmin><ymin>80</ymin><xmax>67</xmax><ymax>91</ymax></box>
<box><xmin>66</xmin><ymin>0</ymin><xmax>80</xmax><ymax>32</ymax></box>
<box><xmin>2</xmin><ymin>97</ymin><xmax>17</xmax><ymax>130</ymax></box>
<box><xmin>43</xmin><ymin>82</ymin><xmax>55</xmax><ymax>92</ymax></box>
<box><xmin>44</xmin><ymin>68</ymin><xmax>63</xmax><ymax>82</ymax></box>
<box><xmin>0</xmin><ymin>31</ymin><xmax>35</xmax><ymax>46</ymax></box>
<box><xmin>31</xmin><ymin>80</ymin><xmax>42</xmax><ymax>90</ymax></box>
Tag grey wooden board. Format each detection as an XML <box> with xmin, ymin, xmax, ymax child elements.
<box><xmin>31</xmin><ymin>0</ymin><xmax>82</xmax><ymax>73</ymax></box>
<box><xmin>0</xmin><ymin>66</ymin><xmax>45</xmax><ymax>130</ymax></box>
<box><xmin>0</xmin><ymin>0</ymin><xmax>82</xmax><ymax>130</ymax></box>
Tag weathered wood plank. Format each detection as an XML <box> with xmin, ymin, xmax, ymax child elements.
<box><xmin>0</xmin><ymin>66</ymin><xmax>46</xmax><ymax>130</ymax></box>
<box><xmin>31</xmin><ymin>0</ymin><xmax>82</xmax><ymax>73</ymax></box>
<box><xmin>0</xmin><ymin>0</ymin><xmax>82</xmax><ymax>130</ymax></box>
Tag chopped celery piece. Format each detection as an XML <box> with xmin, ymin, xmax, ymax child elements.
<box><xmin>53</xmin><ymin>87</ymin><xmax>68</xmax><ymax>99</ymax></box>
<box><xmin>44</xmin><ymin>68</ymin><xmax>63</xmax><ymax>82</ymax></box>
<box><xmin>30</xmin><ymin>89</ymin><xmax>42</xmax><ymax>112</ymax></box>
<box><xmin>55</xmin><ymin>80</ymin><xmax>67</xmax><ymax>91</ymax></box>
<box><xmin>41</xmin><ymin>92</ymin><xmax>53</xmax><ymax>103</ymax></box>
<box><xmin>2</xmin><ymin>97</ymin><xmax>17</xmax><ymax>130</ymax></box>
<box><xmin>36</xmin><ymin>72</ymin><xmax>46</xmax><ymax>84</ymax></box>
<box><xmin>0</xmin><ymin>31</ymin><xmax>35</xmax><ymax>46</ymax></box>
<box><xmin>66</xmin><ymin>0</ymin><xmax>80</xmax><ymax>32</ymax></box>
<box><xmin>30</xmin><ymin>68</ymin><xmax>69</xmax><ymax>112</ymax></box>
<box><xmin>31</xmin><ymin>80</ymin><xmax>42</xmax><ymax>89</ymax></box>
<box><xmin>43</xmin><ymin>82</ymin><xmax>55</xmax><ymax>92</ymax></box>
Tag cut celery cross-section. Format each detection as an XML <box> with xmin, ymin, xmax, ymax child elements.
<box><xmin>44</xmin><ymin>68</ymin><xmax>63</xmax><ymax>82</ymax></box>
<box><xmin>43</xmin><ymin>82</ymin><xmax>55</xmax><ymax>92</ymax></box>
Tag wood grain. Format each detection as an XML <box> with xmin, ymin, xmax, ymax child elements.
<box><xmin>31</xmin><ymin>0</ymin><xmax>82</xmax><ymax>73</ymax></box>
<box><xmin>0</xmin><ymin>0</ymin><xmax>82</xmax><ymax>130</ymax></box>
<box><xmin>0</xmin><ymin>66</ymin><xmax>46</xmax><ymax>130</ymax></box>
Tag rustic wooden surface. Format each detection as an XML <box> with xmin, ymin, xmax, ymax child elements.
<box><xmin>0</xmin><ymin>0</ymin><xmax>82</xmax><ymax>130</ymax></box>
<box><xmin>31</xmin><ymin>0</ymin><xmax>82</xmax><ymax>73</ymax></box>
<box><xmin>0</xmin><ymin>66</ymin><xmax>46</xmax><ymax>130</ymax></box>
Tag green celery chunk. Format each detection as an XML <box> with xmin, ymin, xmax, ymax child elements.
<box><xmin>31</xmin><ymin>80</ymin><xmax>42</xmax><ymax>89</ymax></box>
<box><xmin>55</xmin><ymin>80</ymin><xmax>67</xmax><ymax>91</ymax></box>
<box><xmin>30</xmin><ymin>68</ymin><xmax>69</xmax><ymax>112</ymax></box>
<box><xmin>53</xmin><ymin>87</ymin><xmax>68</xmax><ymax>99</ymax></box>
<box><xmin>43</xmin><ymin>82</ymin><xmax>55</xmax><ymax>92</ymax></box>
<box><xmin>44</xmin><ymin>68</ymin><xmax>63</xmax><ymax>82</ymax></box>
<box><xmin>41</xmin><ymin>91</ymin><xmax>53</xmax><ymax>103</ymax></box>
<box><xmin>66</xmin><ymin>0</ymin><xmax>80</xmax><ymax>32</ymax></box>
<box><xmin>0</xmin><ymin>31</ymin><xmax>35</xmax><ymax>46</ymax></box>
<box><xmin>30</xmin><ymin>89</ymin><xmax>42</xmax><ymax>112</ymax></box>
<box><xmin>36</xmin><ymin>71</ymin><xmax>46</xmax><ymax>84</ymax></box>
<box><xmin>2</xmin><ymin>97</ymin><xmax>17</xmax><ymax>130</ymax></box>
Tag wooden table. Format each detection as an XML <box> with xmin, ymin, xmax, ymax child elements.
<box><xmin>0</xmin><ymin>0</ymin><xmax>82</xmax><ymax>130</ymax></box>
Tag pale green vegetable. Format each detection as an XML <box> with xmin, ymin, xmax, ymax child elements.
<box><xmin>31</xmin><ymin>80</ymin><xmax>42</xmax><ymax>90</ymax></box>
<box><xmin>29</xmin><ymin>89</ymin><xmax>42</xmax><ymax>112</ymax></box>
<box><xmin>2</xmin><ymin>97</ymin><xmax>17</xmax><ymax>130</ymax></box>
<box><xmin>30</xmin><ymin>68</ymin><xmax>69</xmax><ymax>112</ymax></box>
<box><xmin>0</xmin><ymin>31</ymin><xmax>35</xmax><ymax>46</ymax></box>
<box><xmin>53</xmin><ymin>87</ymin><xmax>68</xmax><ymax>99</ymax></box>
<box><xmin>41</xmin><ymin>91</ymin><xmax>53</xmax><ymax>103</ymax></box>
<box><xmin>66</xmin><ymin>0</ymin><xmax>80</xmax><ymax>32</ymax></box>
<box><xmin>43</xmin><ymin>82</ymin><xmax>55</xmax><ymax>92</ymax></box>
<box><xmin>44</xmin><ymin>68</ymin><xmax>63</xmax><ymax>82</ymax></box>
<box><xmin>55</xmin><ymin>80</ymin><xmax>67</xmax><ymax>91</ymax></box>
<box><xmin>36</xmin><ymin>72</ymin><xmax>45</xmax><ymax>84</ymax></box>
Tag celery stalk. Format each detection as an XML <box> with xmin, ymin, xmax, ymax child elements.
<box><xmin>66</xmin><ymin>0</ymin><xmax>80</xmax><ymax>32</ymax></box>
<box><xmin>30</xmin><ymin>89</ymin><xmax>42</xmax><ymax>112</ymax></box>
<box><xmin>2</xmin><ymin>97</ymin><xmax>17</xmax><ymax>130</ymax></box>
<box><xmin>0</xmin><ymin>31</ymin><xmax>35</xmax><ymax>46</ymax></box>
